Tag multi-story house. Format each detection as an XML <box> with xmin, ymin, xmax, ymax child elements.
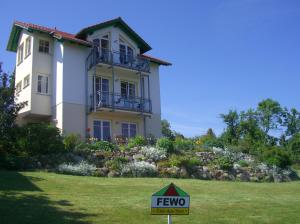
<box><xmin>6</xmin><ymin>17</ymin><xmax>171</xmax><ymax>141</ymax></box>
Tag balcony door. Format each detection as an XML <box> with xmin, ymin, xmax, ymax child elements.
<box><xmin>119</xmin><ymin>43</ymin><xmax>133</xmax><ymax>65</ymax></box>
<box><xmin>120</xmin><ymin>81</ymin><xmax>137</xmax><ymax>110</ymax></box>
<box><xmin>95</xmin><ymin>77</ymin><xmax>109</xmax><ymax>106</ymax></box>
<box><xmin>93</xmin><ymin>34</ymin><xmax>110</xmax><ymax>62</ymax></box>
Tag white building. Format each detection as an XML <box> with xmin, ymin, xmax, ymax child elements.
<box><xmin>7</xmin><ymin>17</ymin><xmax>171</xmax><ymax>141</ymax></box>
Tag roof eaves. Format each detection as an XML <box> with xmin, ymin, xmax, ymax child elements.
<box><xmin>76</xmin><ymin>17</ymin><xmax>152</xmax><ymax>54</ymax></box>
<box><xmin>141</xmin><ymin>54</ymin><xmax>172</xmax><ymax>66</ymax></box>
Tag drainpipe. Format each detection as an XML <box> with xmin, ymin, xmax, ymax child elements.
<box><xmin>111</xmin><ymin>52</ymin><xmax>115</xmax><ymax>111</ymax></box>
<box><xmin>143</xmin><ymin>115</ymin><xmax>147</xmax><ymax>138</ymax></box>
<box><xmin>84</xmin><ymin>55</ymin><xmax>89</xmax><ymax>139</ymax></box>
<box><xmin>93</xmin><ymin>67</ymin><xmax>96</xmax><ymax>112</ymax></box>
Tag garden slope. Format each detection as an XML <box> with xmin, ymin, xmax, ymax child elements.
<box><xmin>0</xmin><ymin>171</ymin><xmax>300</xmax><ymax>224</ymax></box>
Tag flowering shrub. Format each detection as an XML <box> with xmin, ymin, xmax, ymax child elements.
<box><xmin>57</xmin><ymin>161</ymin><xmax>96</xmax><ymax>176</ymax></box>
<box><xmin>140</xmin><ymin>146</ymin><xmax>166</xmax><ymax>161</ymax></box>
<box><xmin>121</xmin><ymin>161</ymin><xmax>157</xmax><ymax>177</ymax></box>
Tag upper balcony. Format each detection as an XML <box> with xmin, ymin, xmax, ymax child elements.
<box><xmin>87</xmin><ymin>47</ymin><xmax>150</xmax><ymax>73</ymax></box>
<box><xmin>90</xmin><ymin>91</ymin><xmax>152</xmax><ymax>114</ymax></box>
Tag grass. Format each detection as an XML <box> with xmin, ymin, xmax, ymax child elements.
<box><xmin>0</xmin><ymin>171</ymin><xmax>300</xmax><ymax>223</ymax></box>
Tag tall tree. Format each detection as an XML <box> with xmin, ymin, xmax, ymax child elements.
<box><xmin>161</xmin><ymin>119</ymin><xmax>174</xmax><ymax>139</ymax></box>
<box><xmin>0</xmin><ymin>63</ymin><xmax>26</xmax><ymax>145</ymax></box>
<box><xmin>282</xmin><ymin>107</ymin><xmax>300</xmax><ymax>137</ymax></box>
<box><xmin>257</xmin><ymin>98</ymin><xmax>282</xmax><ymax>135</ymax></box>
<box><xmin>239</xmin><ymin>109</ymin><xmax>266</xmax><ymax>144</ymax></box>
<box><xmin>220</xmin><ymin>110</ymin><xmax>240</xmax><ymax>144</ymax></box>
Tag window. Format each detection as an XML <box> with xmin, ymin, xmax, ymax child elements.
<box><xmin>23</xmin><ymin>75</ymin><xmax>30</xmax><ymax>89</ymax></box>
<box><xmin>121</xmin><ymin>81</ymin><xmax>135</xmax><ymax>98</ymax></box>
<box><xmin>95</xmin><ymin>77</ymin><xmax>109</xmax><ymax>106</ymax></box>
<box><xmin>16</xmin><ymin>81</ymin><xmax>22</xmax><ymax>93</ymax></box>
<box><xmin>25</xmin><ymin>37</ymin><xmax>31</xmax><ymax>57</ymax></box>
<box><xmin>119</xmin><ymin>39</ymin><xmax>134</xmax><ymax>64</ymax></box>
<box><xmin>37</xmin><ymin>75</ymin><xmax>49</xmax><ymax>94</ymax></box>
<box><xmin>39</xmin><ymin>39</ymin><xmax>49</xmax><ymax>53</ymax></box>
<box><xmin>122</xmin><ymin>123</ymin><xmax>137</xmax><ymax>138</ymax></box>
<box><xmin>93</xmin><ymin>34</ymin><xmax>110</xmax><ymax>62</ymax></box>
<box><xmin>93</xmin><ymin>120</ymin><xmax>111</xmax><ymax>141</ymax></box>
<box><xmin>17</xmin><ymin>43</ymin><xmax>24</xmax><ymax>65</ymax></box>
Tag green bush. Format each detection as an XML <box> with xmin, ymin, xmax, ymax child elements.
<box><xmin>63</xmin><ymin>133</ymin><xmax>82</xmax><ymax>150</ymax></box>
<box><xmin>262</xmin><ymin>147</ymin><xmax>291</xmax><ymax>168</ymax></box>
<box><xmin>216</xmin><ymin>156</ymin><xmax>234</xmax><ymax>170</ymax></box>
<box><xmin>128</xmin><ymin>136</ymin><xmax>147</xmax><ymax>148</ymax></box>
<box><xmin>238</xmin><ymin>160</ymin><xmax>249</xmax><ymax>167</ymax></box>
<box><xmin>203</xmin><ymin>138</ymin><xmax>224</xmax><ymax>149</ymax></box>
<box><xmin>90</xmin><ymin>141</ymin><xmax>115</xmax><ymax>152</ymax></box>
<box><xmin>156</xmin><ymin>138</ymin><xmax>174</xmax><ymax>153</ymax></box>
<box><xmin>105</xmin><ymin>157</ymin><xmax>129</xmax><ymax>171</ymax></box>
<box><xmin>168</xmin><ymin>154</ymin><xmax>201</xmax><ymax>170</ymax></box>
<box><xmin>0</xmin><ymin>153</ymin><xmax>36</xmax><ymax>170</ymax></box>
<box><xmin>16</xmin><ymin>123</ymin><xmax>64</xmax><ymax>155</ymax></box>
<box><xmin>287</xmin><ymin>133</ymin><xmax>300</xmax><ymax>163</ymax></box>
<box><xmin>173</xmin><ymin>138</ymin><xmax>194</xmax><ymax>152</ymax></box>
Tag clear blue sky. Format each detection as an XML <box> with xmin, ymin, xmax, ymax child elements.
<box><xmin>1</xmin><ymin>0</ymin><xmax>300</xmax><ymax>137</ymax></box>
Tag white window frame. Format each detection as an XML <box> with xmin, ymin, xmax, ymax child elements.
<box><xmin>17</xmin><ymin>43</ymin><xmax>24</xmax><ymax>65</ymax></box>
<box><xmin>37</xmin><ymin>74</ymin><xmax>49</xmax><ymax>94</ymax></box>
<box><xmin>119</xmin><ymin>37</ymin><xmax>135</xmax><ymax>64</ymax></box>
<box><xmin>23</xmin><ymin>75</ymin><xmax>30</xmax><ymax>89</ymax></box>
<box><xmin>121</xmin><ymin>122</ymin><xmax>137</xmax><ymax>138</ymax></box>
<box><xmin>38</xmin><ymin>39</ymin><xmax>50</xmax><ymax>54</ymax></box>
<box><xmin>25</xmin><ymin>36</ymin><xmax>31</xmax><ymax>58</ymax></box>
<box><xmin>16</xmin><ymin>81</ymin><xmax>22</xmax><ymax>93</ymax></box>
<box><xmin>121</xmin><ymin>80</ymin><xmax>136</xmax><ymax>98</ymax></box>
<box><xmin>93</xmin><ymin>119</ymin><xmax>112</xmax><ymax>141</ymax></box>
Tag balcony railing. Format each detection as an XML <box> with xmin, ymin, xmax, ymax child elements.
<box><xmin>87</xmin><ymin>47</ymin><xmax>150</xmax><ymax>73</ymax></box>
<box><xmin>91</xmin><ymin>91</ymin><xmax>152</xmax><ymax>113</ymax></box>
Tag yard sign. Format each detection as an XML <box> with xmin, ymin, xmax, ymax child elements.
<box><xmin>151</xmin><ymin>183</ymin><xmax>190</xmax><ymax>223</ymax></box>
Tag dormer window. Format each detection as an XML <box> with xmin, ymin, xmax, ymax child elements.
<box><xmin>119</xmin><ymin>38</ymin><xmax>134</xmax><ymax>65</ymax></box>
<box><xmin>93</xmin><ymin>33</ymin><xmax>110</xmax><ymax>62</ymax></box>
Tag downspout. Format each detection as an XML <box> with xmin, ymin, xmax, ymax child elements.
<box><xmin>93</xmin><ymin>66</ymin><xmax>96</xmax><ymax>112</ymax></box>
<box><xmin>84</xmin><ymin>55</ymin><xmax>89</xmax><ymax>139</ymax></box>
<box><xmin>143</xmin><ymin>115</ymin><xmax>147</xmax><ymax>138</ymax></box>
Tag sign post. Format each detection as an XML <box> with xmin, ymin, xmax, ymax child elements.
<box><xmin>151</xmin><ymin>183</ymin><xmax>190</xmax><ymax>223</ymax></box>
<box><xmin>168</xmin><ymin>214</ymin><xmax>172</xmax><ymax>224</ymax></box>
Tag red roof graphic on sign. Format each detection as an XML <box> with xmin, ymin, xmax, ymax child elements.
<box><xmin>152</xmin><ymin>183</ymin><xmax>189</xmax><ymax>197</ymax></box>
<box><xmin>164</xmin><ymin>184</ymin><xmax>179</xmax><ymax>196</ymax></box>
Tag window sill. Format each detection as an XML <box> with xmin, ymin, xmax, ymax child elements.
<box><xmin>36</xmin><ymin>92</ymin><xmax>51</xmax><ymax>96</ymax></box>
<box><xmin>24</xmin><ymin>53</ymin><xmax>31</xmax><ymax>59</ymax></box>
<box><xmin>23</xmin><ymin>84</ymin><xmax>30</xmax><ymax>90</ymax></box>
<box><xmin>17</xmin><ymin>60</ymin><xmax>23</xmax><ymax>66</ymax></box>
<box><xmin>38</xmin><ymin>51</ymin><xmax>51</xmax><ymax>56</ymax></box>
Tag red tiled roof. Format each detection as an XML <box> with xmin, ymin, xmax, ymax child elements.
<box><xmin>14</xmin><ymin>21</ymin><xmax>92</xmax><ymax>46</ymax></box>
<box><xmin>140</xmin><ymin>54</ymin><xmax>172</xmax><ymax>66</ymax></box>
<box><xmin>9</xmin><ymin>20</ymin><xmax>171</xmax><ymax>66</ymax></box>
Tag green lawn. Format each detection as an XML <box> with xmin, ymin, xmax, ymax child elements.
<box><xmin>0</xmin><ymin>171</ymin><xmax>300</xmax><ymax>224</ymax></box>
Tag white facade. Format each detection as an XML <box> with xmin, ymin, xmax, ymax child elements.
<box><xmin>8</xmin><ymin>18</ymin><xmax>170</xmax><ymax>140</ymax></box>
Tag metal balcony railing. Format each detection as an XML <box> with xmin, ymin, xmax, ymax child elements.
<box><xmin>87</xmin><ymin>47</ymin><xmax>150</xmax><ymax>73</ymax></box>
<box><xmin>91</xmin><ymin>91</ymin><xmax>152</xmax><ymax>113</ymax></box>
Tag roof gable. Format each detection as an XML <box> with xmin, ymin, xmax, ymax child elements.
<box><xmin>7</xmin><ymin>21</ymin><xmax>92</xmax><ymax>52</ymax></box>
<box><xmin>76</xmin><ymin>17</ymin><xmax>151</xmax><ymax>54</ymax></box>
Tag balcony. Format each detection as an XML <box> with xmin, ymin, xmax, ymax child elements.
<box><xmin>91</xmin><ymin>91</ymin><xmax>152</xmax><ymax>114</ymax></box>
<box><xmin>87</xmin><ymin>47</ymin><xmax>150</xmax><ymax>73</ymax></box>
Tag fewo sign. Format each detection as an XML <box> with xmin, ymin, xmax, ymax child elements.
<box><xmin>151</xmin><ymin>183</ymin><xmax>190</xmax><ymax>223</ymax></box>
